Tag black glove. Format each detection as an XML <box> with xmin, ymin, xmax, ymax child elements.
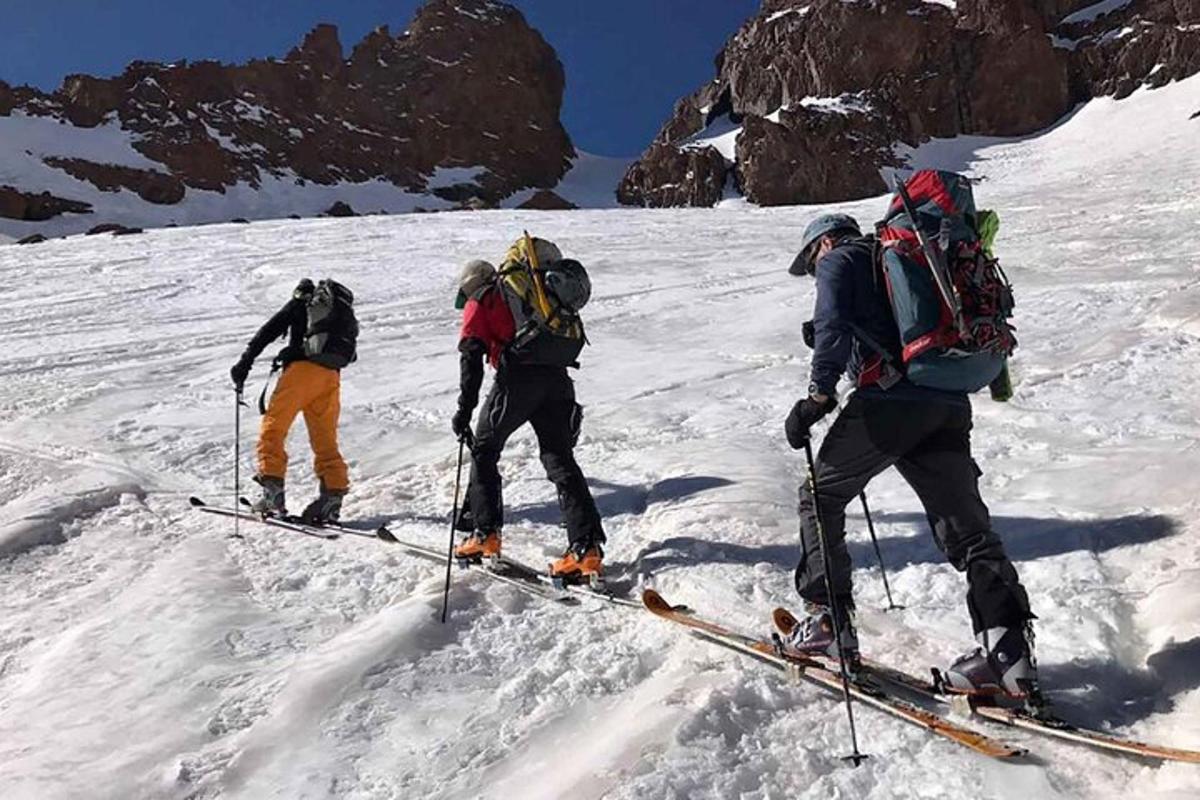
<box><xmin>452</xmin><ymin>406</ymin><xmax>474</xmax><ymax>446</ymax></box>
<box><xmin>230</xmin><ymin>359</ymin><xmax>251</xmax><ymax>391</ymax></box>
<box><xmin>785</xmin><ymin>396</ymin><xmax>837</xmax><ymax>449</ymax></box>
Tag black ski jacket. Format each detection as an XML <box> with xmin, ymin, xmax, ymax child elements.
<box><xmin>239</xmin><ymin>298</ymin><xmax>308</xmax><ymax>368</ymax></box>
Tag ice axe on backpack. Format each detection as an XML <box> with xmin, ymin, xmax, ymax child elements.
<box><xmin>892</xmin><ymin>175</ymin><xmax>967</xmax><ymax>341</ymax></box>
<box><xmin>522</xmin><ymin>230</ymin><xmax>555</xmax><ymax>320</ymax></box>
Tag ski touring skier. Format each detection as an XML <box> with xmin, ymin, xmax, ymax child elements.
<box><xmin>779</xmin><ymin>188</ymin><xmax>1039</xmax><ymax>701</ymax></box>
<box><xmin>230</xmin><ymin>278</ymin><xmax>358</xmax><ymax>524</ymax></box>
<box><xmin>450</xmin><ymin>235</ymin><xmax>607</xmax><ymax>582</ymax></box>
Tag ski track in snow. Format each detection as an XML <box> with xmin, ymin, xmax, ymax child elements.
<box><xmin>1</xmin><ymin>77</ymin><xmax>1199</xmax><ymax>799</ymax></box>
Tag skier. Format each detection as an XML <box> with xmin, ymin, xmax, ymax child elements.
<box><xmin>230</xmin><ymin>278</ymin><xmax>358</xmax><ymax>524</ymax></box>
<box><xmin>450</xmin><ymin>238</ymin><xmax>606</xmax><ymax>581</ymax></box>
<box><xmin>780</xmin><ymin>212</ymin><xmax>1038</xmax><ymax>699</ymax></box>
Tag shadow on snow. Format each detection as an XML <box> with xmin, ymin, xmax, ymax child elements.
<box><xmin>632</xmin><ymin>511</ymin><xmax>1178</xmax><ymax>574</ymax></box>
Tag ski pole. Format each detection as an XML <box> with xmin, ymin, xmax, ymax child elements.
<box><xmin>859</xmin><ymin>492</ymin><xmax>902</xmax><ymax>611</ymax></box>
<box><xmin>234</xmin><ymin>388</ymin><xmax>246</xmax><ymax>539</ymax></box>
<box><xmin>440</xmin><ymin>438</ymin><xmax>467</xmax><ymax>624</ymax></box>
<box><xmin>805</xmin><ymin>441</ymin><xmax>868</xmax><ymax>766</ymax></box>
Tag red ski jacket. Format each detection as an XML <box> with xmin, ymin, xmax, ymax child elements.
<box><xmin>460</xmin><ymin>287</ymin><xmax>515</xmax><ymax>368</ymax></box>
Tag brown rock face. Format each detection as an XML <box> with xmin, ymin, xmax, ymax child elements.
<box><xmin>616</xmin><ymin>143</ymin><xmax>727</xmax><ymax>208</ymax></box>
<box><xmin>44</xmin><ymin>158</ymin><xmax>186</xmax><ymax>205</ymax></box>
<box><xmin>0</xmin><ymin>187</ymin><xmax>93</xmax><ymax>221</ymax></box>
<box><xmin>737</xmin><ymin>108</ymin><xmax>894</xmax><ymax>206</ymax></box>
<box><xmin>622</xmin><ymin>0</ymin><xmax>1192</xmax><ymax>208</ymax></box>
<box><xmin>962</xmin><ymin>26</ymin><xmax>1072</xmax><ymax>135</ymax></box>
<box><xmin>1</xmin><ymin>0</ymin><xmax>574</xmax><ymax>223</ymax></box>
<box><xmin>1067</xmin><ymin>0</ymin><xmax>1200</xmax><ymax>99</ymax></box>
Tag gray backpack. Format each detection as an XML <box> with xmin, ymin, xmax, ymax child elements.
<box><xmin>304</xmin><ymin>279</ymin><xmax>358</xmax><ymax>369</ymax></box>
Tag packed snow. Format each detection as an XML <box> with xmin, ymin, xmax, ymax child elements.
<box><xmin>1</xmin><ymin>76</ymin><xmax>1199</xmax><ymax>799</ymax></box>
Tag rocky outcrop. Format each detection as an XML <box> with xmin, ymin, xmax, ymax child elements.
<box><xmin>1065</xmin><ymin>0</ymin><xmax>1200</xmax><ymax>98</ymax></box>
<box><xmin>517</xmin><ymin>190</ymin><xmax>577</xmax><ymax>210</ymax></box>
<box><xmin>0</xmin><ymin>0</ymin><xmax>574</xmax><ymax>225</ymax></box>
<box><xmin>43</xmin><ymin>158</ymin><xmax>185</xmax><ymax>205</ymax></box>
<box><xmin>617</xmin><ymin>143</ymin><xmax>728</xmax><ymax>207</ymax></box>
<box><xmin>86</xmin><ymin>223</ymin><xmax>141</xmax><ymax>236</ymax></box>
<box><xmin>737</xmin><ymin>106</ymin><xmax>896</xmax><ymax>205</ymax></box>
<box><xmin>323</xmin><ymin>201</ymin><xmax>357</xmax><ymax>217</ymax></box>
<box><xmin>621</xmin><ymin>0</ymin><xmax>1196</xmax><ymax>208</ymax></box>
<box><xmin>0</xmin><ymin>187</ymin><xmax>92</xmax><ymax>221</ymax></box>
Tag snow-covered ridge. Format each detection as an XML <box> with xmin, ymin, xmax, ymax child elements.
<box><xmin>0</xmin><ymin>5</ymin><xmax>576</xmax><ymax>236</ymax></box>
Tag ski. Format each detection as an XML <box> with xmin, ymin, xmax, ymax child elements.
<box><xmin>642</xmin><ymin>590</ymin><xmax>1025</xmax><ymax>760</ymax></box>
<box><xmin>446</xmin><ymin>550</ymin><xmax>643</xmax><ymax>608</ymax></box>
<box><xmin>190</xmin><ymin>496</ymin><xmax>339</xmax><ymax>540</ymax></box>
<box><xmin>898</xmin><ymin>663</ymin><xmax>1200</xmax><ymax>763</ymax></box>
<box><xmin>771</xmin><ymin>607</ymin><xmax>1200</xmax><ymax>764</ymax></box>
<box><xmin>189</xmin><ymin>497</ymin><xmax>636</xmax><ymax>608</ymax></box>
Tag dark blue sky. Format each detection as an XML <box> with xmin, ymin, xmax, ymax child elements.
<box><xmin>0</xmin><ymin>0</ymin><xmax>760</xmax><ymax>157</ymax></box>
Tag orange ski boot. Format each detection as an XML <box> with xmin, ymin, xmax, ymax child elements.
<box><xmin>550</xmin><ymin>544</ymin><xmax>604</xmax><ymax>587</ymax></box>
<box><xmin>454</xmin><ymin>531</ymin><xmax>502</xmax><ymax>563</ymax></box>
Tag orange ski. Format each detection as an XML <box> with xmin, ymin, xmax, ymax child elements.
<box><xmin>642</xmin><ymin>590</ymin><xmax>1024</xmax><ymax>760</ymax></box>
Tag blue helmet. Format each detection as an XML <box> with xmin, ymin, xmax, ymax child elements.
<box><xmin>789</xmin><ymin>213</ymin><xmax>862</xmax><ymax>276</ymax></box>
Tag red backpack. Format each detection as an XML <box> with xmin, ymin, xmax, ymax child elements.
<box><xmin>873</xmin><ymin>170</ymin><xmax>1016</xmax><ymax>392</ymax></box>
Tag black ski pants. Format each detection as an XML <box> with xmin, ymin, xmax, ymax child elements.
<box><xmin>795</xmin><ymin>392</ymin><xmax>1032</xmax><ymax>634</ymax></box>
<box><xmin>467</xmin><ymin>364</ymin><xmax>605</xmax><ymax>550</ymax></box>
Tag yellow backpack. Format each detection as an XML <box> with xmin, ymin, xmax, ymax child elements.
<box><xmin>497</xmin><ymin>233</ymin><xmax>587</xmax><ymax>367</ymax></box>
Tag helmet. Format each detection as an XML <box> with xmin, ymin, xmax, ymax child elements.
<box><xmin>543</xmin><ymin>259</ymin><xmax>591</xmax><ymax>312</ymax></box>
<box><xmin>507</xmin><ymin>236</ymin><xmax>562</xmax><ymax>267</ymax></box>
<box><xmin>789</xmin><ymin>213</ymin><xmax>862</xmax><ymax>276</ymax></box>
<box><xmin>455</xmin><ymin>259</ymin><xmax>496</xmax><ymax>309</ymax></box>
<box><xmin>529</xmin><ymin>238</ymin><xmax>562</xmax><ymax>266</ymax></box>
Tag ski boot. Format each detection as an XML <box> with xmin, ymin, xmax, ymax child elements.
<box><xmin>249</xmin><ymin>475</ymin><xmax>286</xmax><ymax>517</ymax></box>
<box><xmin>454</xmin><ymin>531</ymin><xmax>502</xmax><ymax>564</ymax></box>
<box><xmin>773</xmin><ymin>603</ymin><xmax>860</xmax><ymax>672</ymax></box>
<box><xmin>938</xmin><ymin>624</ymin><xmax>1042</xmax><ymax>708</ymax></box>
<box><xmin>549</xmin><ymin>543</ymin><xmax>604</xmax><ymax>588</ymax></box>
<box><xmin>300</xmin><ymin>486</ymin><xmax>346</xmax><ymax>526</ymax></box>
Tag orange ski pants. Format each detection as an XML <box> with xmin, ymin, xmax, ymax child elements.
<box><xmin>256</xmin><ymin>360</ymin><xmax>349</xmax><ymax>491</ymax></box>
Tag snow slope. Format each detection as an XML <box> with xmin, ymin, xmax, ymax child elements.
<box><xmin>1</xmin><ymin>75</ymin><xmax>1198</xmax><ymax>799</ymax></box>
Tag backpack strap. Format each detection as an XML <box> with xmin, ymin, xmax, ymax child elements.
<box><xmin>257</xmin><ymin>359</ymin><xmax>284</xmax><ymax>414</ymax></box>
<box><xmin>847</xmin><ymin>322</ymin><xmax>903</xmax><ymax>390</ymax></box>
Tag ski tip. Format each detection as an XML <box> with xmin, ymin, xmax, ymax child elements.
<box><xmin>188</xmin><ymin>496</ymin><xmax>206</xmax><ymax>507</ymax></box>
<box><xmin>772</xmin><ymin>607</ymin><xmax>799</xmax><ymax>636</ymax></box>
<box><xmin>376</xmin><ymin>526</ymin><xmax>397</xmax><ymax>543</ymax></box>
<box><xmin>641</xmin><ymin>588</ymin><xmax>673</xmax><ymax>613</ymax></box>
